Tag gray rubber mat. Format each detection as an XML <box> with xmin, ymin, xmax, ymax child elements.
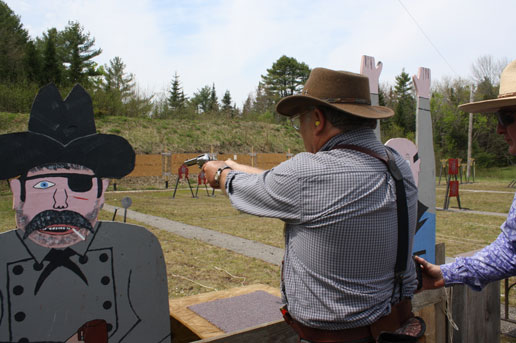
<box><xmin>187</xmin><ymin>290</ymin><xmax>283</xmax><ymax>333</ymax></box>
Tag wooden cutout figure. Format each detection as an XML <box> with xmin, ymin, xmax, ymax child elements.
<box><xmin>0</xmin><ymin>84</ymin><xmax>171</xmax><ymax>342</ymax></box>
<box><xmin>385</xmin><ymin>138</ymin><xmax>430</xmax><ymax>259</ymax></box>
<box><xmin>360</xmin><ymin>55</ymin><xmax>382</xmax><ymax>139</ymax></box>
<box><xmin>413</xmin><ymin>67</ymin><xmax>436</xmax><ymax>263</ymax></box>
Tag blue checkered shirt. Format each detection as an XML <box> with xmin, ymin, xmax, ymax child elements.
<box><xmin>441</xmin><ymin>192</ymin><xmax>516</xmax><ymax>290</ymax></box>
<box><xmin>225</xmin><ymin>128</ymin><xmax>418</xmax><ymax>329</ymax></box>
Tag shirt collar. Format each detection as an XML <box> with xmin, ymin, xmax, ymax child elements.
<box><xmin>319</xmin><ymin>128</ymin><xmax>379</xmax><ymax>152</ymax></box>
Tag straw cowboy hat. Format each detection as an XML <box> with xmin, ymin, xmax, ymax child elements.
<box><xmin>276</xmin><ymin>67</ymin><xmax>394</xmax><ymax>119</ymax></box>
<box><xmin>0</xmin><ymin>84</ymin><xmax>135</xmax><ymax>180</ymax></box>
<box><xmin>459</xmin><ymin>59</ymin><xmax>516</xmax><ymax>113</ymax></box>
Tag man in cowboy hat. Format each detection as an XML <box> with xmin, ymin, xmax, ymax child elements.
<box><xmin>415</xmin><ymin>59</ymin><xmax>516</xmax><ymax>291</ymax></box>
<box><xmin>203</xmin><ymin>68</ymin><xmax>421</xmax><ymax>342</ymax></box>
<box><xmin>0</xmin><ymin>84</ymin><xmax>171</xmax><ymax>342</ymax></box>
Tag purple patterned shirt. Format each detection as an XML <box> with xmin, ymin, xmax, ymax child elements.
<box><xmin>441</xmin><ymin>192</ymin><xmax>516</xmax><ymax>291</ymax></box>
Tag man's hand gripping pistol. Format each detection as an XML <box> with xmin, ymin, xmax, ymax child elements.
<box><xmin>183</xmin><ymin>153</ymin><xmax>217</xmax><ymax>167</ymax></box>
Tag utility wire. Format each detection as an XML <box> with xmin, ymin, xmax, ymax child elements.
<box><xmin>397</xmin><ymin>0</ymin><xmax>458</xmax><ymax>76</ymax></box>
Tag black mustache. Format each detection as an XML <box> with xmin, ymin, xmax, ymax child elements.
<box><xmin>23</xmin><ymin>210</ymin><xmax>94</xmax><ymax>239</ymax></box>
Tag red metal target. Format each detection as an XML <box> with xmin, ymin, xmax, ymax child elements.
<box><xmin>449</xmin><ymin>180</ymin><xmax>459</xmax><ymax>197</ymax></box>
<box><xmin>448</xmin><ymin>159</ymin><xmax>458</xmax><ymax>175</ymax></box>
<box><xmin>198</xmin><ymin>170</ymin><xmax>207</xmax><ymax>185</ymax></box>
<box><xmin>178</xmin><ymin>164</ymin><xmax>189</xmax><ymax>179</ymax></box>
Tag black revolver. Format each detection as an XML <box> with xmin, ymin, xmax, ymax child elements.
<box><xmin>183</xmin><ymin>153</ymin><xmax>216</xmax><ymax>167</ymax></box>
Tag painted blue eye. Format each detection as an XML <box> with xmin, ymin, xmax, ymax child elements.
<box><xmin>33</xmin><ymin>181</ymin><xmax>56</xmax><ymax>189</ymax></box>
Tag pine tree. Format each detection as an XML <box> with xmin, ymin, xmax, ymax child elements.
<box><xmin>59</xmin><ymin>21</ymin><xmax>102</xmax><ymax>86</ymax></box>
<box><xmin>168</xmin><ymin>72</ymin><xmax>186</xmax><ymax>112</ymax></box>
<box><xmin>392</xmin><ymin>69</ymin><xmax>416</xmax><ymax>135</ymax></box>
<box><xmin>209</xmin><ymin>83</ymin><xmax>219</xmax><ymax>112</ymax></box>
<box><xmin>222</xmin><ymin>90</ymin><xmax>233</xmax><ymax>117</ymax></box>
<box><xmin>0</xmin><ymin>0</ymin><xmax>29</xmax><ymax>82</ymax></box>
<box><xmin>100</xmin><ymin>56</ymin><xmax>135</xmax><ymax>116</ymax></box>
<box><xmin>261</xmin><ymin>55</ymin><xmax>310</xmax><ymax>99</ymax></box>
<box><xmin>41</xmin><ymin>29</ymin><xmax>62</xmax><ymax>85</ymax></box>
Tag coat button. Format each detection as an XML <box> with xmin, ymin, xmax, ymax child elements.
<box><xmin>13</xmin><ymin>265</ymin><xmax>23</xmax><ymax>275</ymax></box>
<box><xmin>14</xmin><ymin>312</ymin><xmax>25</xmax><ymax>322</ymax></box>
<box><xmin>13</xmin><ymin>285</ymin><xmax>24</xmax><ymax>296</ymax></box>
<box><xmin>99</xmin><ymin>253</ymin><xmax>109</xmax><ymax>262</ymax></box>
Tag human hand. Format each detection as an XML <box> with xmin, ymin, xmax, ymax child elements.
<box><xmin>202</xmin><ymin>161</ymin><xmax>228</xmax><ymax>189</ymax></box>
<box><xmin>412</xmin><ymin>67</ymin><xmax>431</xmax><ymax>99</ymax></box>
<box><xmin>224</xmin><ymin>159</ymin><xmax>240</xmax><ymax>170</ymax></box>
<box><xmin>414</xmin><ymin>255</ymin><xmax>445</xmax><ymax>291</ymax></box>
<box><xmin>360</xmin><ymin>55</ymin><xmax>382</xmax><ymax>93</ymax></box>
<box><xmin>224</xmin><ymin>159</ymin><xmax>263</xmax><ymax>174</ymax></box>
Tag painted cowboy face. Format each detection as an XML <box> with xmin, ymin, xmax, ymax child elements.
<box><xmin>9</xmin><ymin>166</ymin><xmax>109</xmax><ymax>249</ymax></box>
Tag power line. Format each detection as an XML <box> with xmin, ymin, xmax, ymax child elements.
<box><xmin>397</xmin><ymin>0</ymin><xmax>458</xmax><ymax>76</ymax></box>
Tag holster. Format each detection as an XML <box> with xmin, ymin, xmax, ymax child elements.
<box><xmin>77</xmin><ymin>319</ymin><xmax>108</xmax><ymax>343</ymax></box>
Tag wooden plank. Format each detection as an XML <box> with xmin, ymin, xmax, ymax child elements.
<box><xmin>434</xmin><ymin>243</ymin><xmax>446</xmax><ymax>343</ymax></box>
<box><xmin>448</xmin><ymin>273</ymin><xmax>500</xmax><ymax>342</ymax></box>
<box><xmin>169</xmin><ymin>284</ymin><xmax>281</xmax><ymax>342</ymax></box>
<box><xmin>196</xmin><ymin>319</ymin><xmax>297</xmax><ymax>343</ymax></box>
<box><xmin>413</xmin><ymin>289</ymin><xmax>445</xmax><ymax>311</ymax></box>
<box><xmin>413</xmin><ymin>243</ymin><xmax>446</xmax><ymax>343</ymax></box>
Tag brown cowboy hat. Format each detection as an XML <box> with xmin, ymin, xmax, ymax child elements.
<box><xmin>276</xmin><ymin>67</ymin><xmax>394</xmax><ymax>119</ymax></box>
<box><xmin>459</xmin><ymin>59</ymin><xmax>516</xmax><ymax>113</ymax></box>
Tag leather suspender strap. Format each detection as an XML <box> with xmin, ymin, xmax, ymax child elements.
<box><xmin>332</xmin><ymin>144</ymin><xmax>409</xmax><ymax>301</ymax></box>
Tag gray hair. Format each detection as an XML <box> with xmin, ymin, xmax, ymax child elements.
<box><xmin>318</xmin><ymin>106</ymin><xmax>377</xmax><ymax>132</ymax></box>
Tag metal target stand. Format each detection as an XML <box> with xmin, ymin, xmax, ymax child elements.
<box><xmin>172</xmin><ymin>164</ymin><xmax>195</xmax><ymax>198</ymax></box>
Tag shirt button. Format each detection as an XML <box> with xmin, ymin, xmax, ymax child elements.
<box><xmin>33</xmin><ymin>262</ymin><xmax>43</xmax><ymax>271</ymax></box>
<box><xmin>18</xmin><ymin>338</ymin><xmax>29</xmax><ymax>343</ymax></box>
<box><xmin>107</xmin><ymin>323</ymin><xmax>113</xmax><ymax>332</ymax></box>
<box><xmin>79</xmin><ymin>255</ymin><xmax>89</xmax><ymax>264</ymax></box>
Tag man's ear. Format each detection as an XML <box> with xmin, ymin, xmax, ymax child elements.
<box><xmin>313</xmin><ymin>108</ymin><xmax>326</xmax><ymax>135</ymax></box>
<box><xmin>9</xmin><ymin>179</ymin><xmax>21</xmax><ymax>209</ymax></box>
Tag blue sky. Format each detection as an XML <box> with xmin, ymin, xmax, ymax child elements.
<box><xmin>5</xmin><ymin>0</ymin><xmax>516</xmax><ymax>107</ymax></box>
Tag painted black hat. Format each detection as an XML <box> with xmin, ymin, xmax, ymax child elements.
<box><xmin>0</xmin><ymin>84</ymin><xmax>135</xmax><ymax>180</ymax></box>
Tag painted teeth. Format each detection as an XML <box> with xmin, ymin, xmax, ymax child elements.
<box><xmin>43</xmin><ymin>227</ymin><xmax>70</xmax><ymax>232</ymax></box>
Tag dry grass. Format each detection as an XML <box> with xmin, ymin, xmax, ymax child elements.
<box><xmin>105</xmin><ymin>189</ymin><xmax>285</xmax><ymax>248</ymax></box>
<box><xmin>0</xmin><ymin>112</ymin><xmax>305</xmax><ymax>154</ymax></box>
<box><xmin>2</xmin><ymin>177</ymin><xmax>516</xmax><ymax>309</ymax></box>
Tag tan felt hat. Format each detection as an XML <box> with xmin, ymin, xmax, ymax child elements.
<box><xmin>459</xmin><ymin>59</ymin><xmax>516</xmax><ymax>113</ymax></box>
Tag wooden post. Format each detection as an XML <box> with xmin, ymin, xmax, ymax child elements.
<box><xmin>250</xmin><ymin>147</ymin><xmax>256</xmax><ymax>167</ymax></box>
<box><xmin>466</xmin><ymin>85</ymin><xmax>474</xmax><ymax>183</ymax></box>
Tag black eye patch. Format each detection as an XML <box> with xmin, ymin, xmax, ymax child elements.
<box><xmin>67</xmin><ymin>174</ymin><xmax>93</xmax><ymax>192</ymax></box>
<box><xmin>23</xmin><ymin>173</ymin><xmax>94</xmax><ymax>193</ymax></box>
